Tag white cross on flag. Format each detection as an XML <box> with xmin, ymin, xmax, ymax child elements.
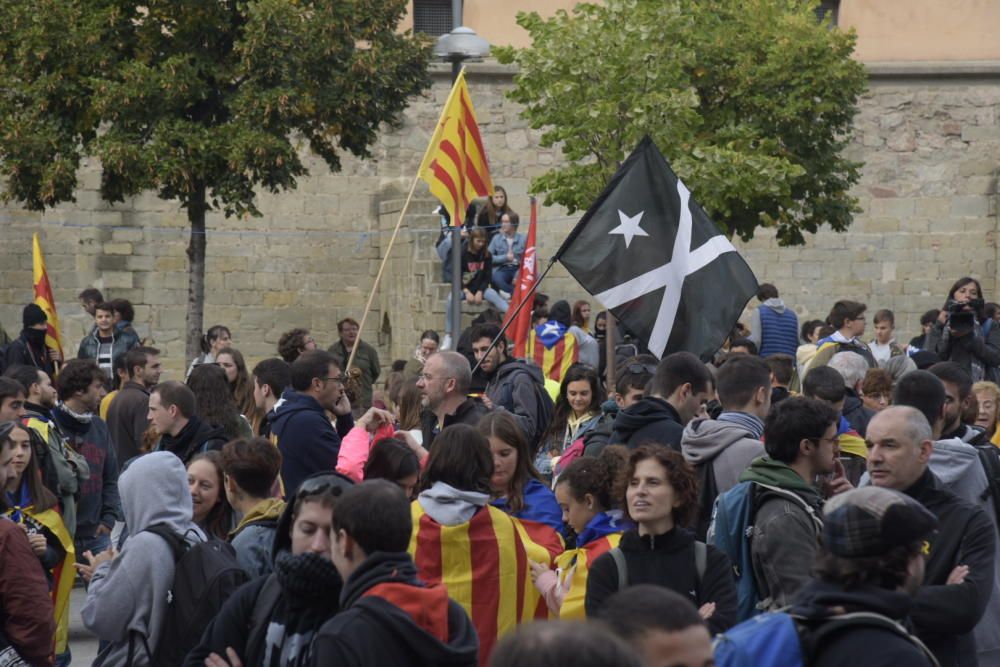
<box><xmin>555</xmin><ymin>136</ymin><xmax>758</xmax><ymax>360</ymax></box>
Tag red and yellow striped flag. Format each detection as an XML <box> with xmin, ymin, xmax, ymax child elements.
<box><xmin>553</xmin><ymin>533</ymin><xmax>623</xmax><ymax>620</ymax></box>
<box><xmin>409</xmin><ymin>503</ymin><xmax>561</xmax><ymax>665</ymax></box>
<box><xmin>418</xmin><ymin>69</ymin><xmax>494</xmax><ymax>227</ymax></box>
<box><xmin>32</xmin><ymin>233</ymin><xmax>63</xmax><ymax>360</ymax></box>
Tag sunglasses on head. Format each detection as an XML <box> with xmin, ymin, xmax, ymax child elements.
<box><xmin>295</xmin><ymin>472</ymin><xmax>354</xmax><ymax>499</ymax></box>
<box><xmin>626</xmin><ymin>363</ymin><xmax>657</xmax><ymax>375</ymax></box>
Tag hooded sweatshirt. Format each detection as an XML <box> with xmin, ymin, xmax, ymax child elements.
<box><xmin>82</xmin><ymin>452</ymin><xmax>206</xmax><ymax>667</ymax></box>
<box><xmin>610</xmin><ymin>396</ymin><xmax>685</xmax><ymax>451</ymax></box>
<box><xmin>791</xmin><ymin>579</ymin><xmax>935</xmax><ymax>667</ymax></box>
<box><xmin>312</xmin><ymin>551</ymin><xmax>479</xmax><ymax>667</ymax></box>
<box><xmin>681</xmin><ymin>416</ymin><xmax>766</xmax><ymax>494</ymax></box>
<box><xmin>156</xmin><ymin>415</ymin><xmax>228</xmax><ymax>466</ymax></box>
<box><xmin>418</xmin><ymin>482</ymin><xmax>490</xmax><ymax>526</ymax></box>
<box><xmin>738</xmin><ymin>457</ymin><xmax>824</xmax><ymax>610</ymax></box>
<box><xmin>270</xmin><ymin>390</ymin><xmax>354</xmax><ymax>497</ymax></box>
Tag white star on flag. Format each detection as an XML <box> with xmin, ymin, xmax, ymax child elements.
<box><xmin>594</xmin><ymin>181</ymin><xmax>737</xmax><ymax>357</ymax></box>
<box><xmin>540</xmin><ymin>322</ymin><xmax>562</xmax><ymax>338</ymax></box>
<box><xmin>608</xmin><ymin>210</ymin><xmax>649</xmax><ymax>248</ymax></box>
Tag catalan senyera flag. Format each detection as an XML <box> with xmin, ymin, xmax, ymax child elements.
<box><xmin>418</xmin><ymin>69</ymin><xmax>494</xmax><ymax>228</ymax></box>
<box><xmin>553</xmin><ymin>533</ymin><xmax>623</xmax><ymax>620</ymax></box>
<box><xmin>32</xmin><ymin>233</ymin><xmax>64</xmax><ymax>361</ymax></box>
<box><xmin>409</xmin><ymin>503</ymin><xmax>563</xmax><ymax>666</ymax></box>
<box><xmin>502</xmin><ymin>198</ymin><xmax>538</xmax><ymax>358</ymax></box>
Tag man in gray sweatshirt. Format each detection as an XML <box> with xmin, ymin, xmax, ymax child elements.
<box><xmin>77</xmin><ymin>452</ymin><xmax>205</xmax><ymax>666</ymax></box>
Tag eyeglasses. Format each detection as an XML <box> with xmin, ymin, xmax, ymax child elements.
<box><xmin>809</xmin><ymin>435</ymin><xmax>840</xmax><ymax>447</ymax></box>
<box><xmin>323</xmin><ymin>376</ymin><xmax>347</xmax><ymax>385</ymax></box>
<box><xmin>417</xmin><ymin>373</ymin><xmax>452</xmax><ymax>382</ymax></box>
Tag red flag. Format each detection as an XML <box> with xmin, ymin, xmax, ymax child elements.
<box><xmin>503</xmin><ymin>198</ymin><xmax>538</xmax><ymax>358</ymax></box>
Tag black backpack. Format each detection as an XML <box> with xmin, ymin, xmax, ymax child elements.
<box><xmin>694</xmin><ymin>460</ymin><xmax>719</xmax><ymax>541</ymax></box>
<box><xmin>498</xmin><ymin>366</ymin><xmax>555</xmax><ymax>449</ymax></box>
<box><xmin>130</xmin><ymin>524</ymin><xmax>250</xmax><ymax>666</ymax></box>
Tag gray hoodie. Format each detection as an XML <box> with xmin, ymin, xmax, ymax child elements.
<box><xmin>681</xmin><ymin>419</ymin><xmax>766</xmax><ymax>494</ymax></box>
<box><xmin>82</xmin><ymin>452</ymin><xmax>206</xmax><ymax>667</ymax></box>
<box><xmin>417</xmin><ymin>482</ymin><xmax>490</xmax><ymax>526</ymax></box>
<box><xmin>748</xmin><ymin>298</ymin><xmax>786</xmax><ymax>348</ymax></box>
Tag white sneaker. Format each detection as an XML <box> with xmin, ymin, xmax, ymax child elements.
<box><xmin>441</xmin><ymin>334</ymin><xmax>452</xmax><ymax>351</ymax></box>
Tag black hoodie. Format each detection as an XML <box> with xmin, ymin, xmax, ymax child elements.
<box><xmin>791</xmin><ymin>579</ymin><xmax>935</xmax><ymax>667</ymax></box>
<box><xmin>157</xmin><ymin>415</ymin><xmax>228</xmax><ymax>466</ymax></box>
<box><xmin>609</xmin><ymin>396</ymin><xmax>685</xmax><ymax>451</ymax></box>
<box><xmin>312</xmin><ymin>551</ymin><xmax>478</xmax><ymax>667</ymax></box>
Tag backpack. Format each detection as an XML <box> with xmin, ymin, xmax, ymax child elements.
<box><xmin>713</xmin><ymin>610</ymin><xmax>940</xmax><ymax>667</ymax></box>
<box><xmin>694</xmin><ymin>461</ymin><xmax>719</xmax><ymax>541</ymax></box>
<box><xmin>708</xmin><ymin>481</ymin><xmax>821</xmax><ymax>622</ymax></box>
<box><xmin>608</xmin><ymin>540</ymin><xmax>707</xmax><ymax>592</ymax></box>
<box><xmin>976</xmin><ymin>444</ymin><xmax>1000</xmax><ymax>531</ymax></box>
<box><xmin>497</xmin><ymin>366</ymin><xmax>555</xmax><ymax>448</ymax></box>
<box><xmin>131</xmin><ymin>524</ymin><xmax>250</xmax><ymax>667</ymax></box>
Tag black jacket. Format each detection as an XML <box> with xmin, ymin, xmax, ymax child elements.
<box><xmin>156</xmin><ymin>415</ymin><xmax>228</xmax><ymax>466</ymax></box>
<box><xmin>791</xmin><ymin>579</ymin><xmax>935</xmax><ymax>667</ymax></box>
<box><xmin>420</xmin><ymin>398</ymin><xmax>490</xmax><ymax>450</ymax></box>
<box><xmin>585</xmin><ymin>527</ymin><xmax>738</xmax><ymax>635</ymax></box>
<box><xmin>905</xmin><ymin>469</ymin><xmax>995</xmax><ymax>667</ymax></box>
<box><xmin>842</xmin><ymin>390</ymin><xmax>875</xmax><ymax>438</ymax></box>
<box><xmin>484</xmin><ymin>359</ymin><xmax>548</xmax><ymax>447</ymax></box>
<box><xmin>312</xmin><ymin>552</ymin><xmax>478</xmax><ymax>667</ymax></box>
<box><xmin>3</xmin><ymin>331</ymin><xmax>56</xmax><ymax>377</ymax></box>
<box><xmin>609</xmin><ymin>397</ymin><xmax>685</xmax><ymax>451</ymax></box>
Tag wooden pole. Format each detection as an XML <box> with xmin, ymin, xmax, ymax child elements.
<box><xmin>605</xmin><ymin>311</ymin><xmax>617</xmax><ymax>392</ymax></box>
<box><xmin>346</xmin><ymin>174</ymin><xmax>422</xmax><ymax>372</ymax></box>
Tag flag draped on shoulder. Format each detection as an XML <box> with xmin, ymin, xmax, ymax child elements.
<box><xmin>502</xmin><ymin>197</ymin><xmax>539</xmax><ymax>358</ymax></box>
<box><xmin>409</xmin><ymin>502</ymin><xmax>561</xmax><ymax>665</ymax></box>
<box><xmin>418</xmin><ymin>70</ymin><xmax>494</xmax><ymax>227</ymax></box>
<box><xmin>526</xmin><ymin>321</ymin><xmax>578</xmax><ymax>382</ymax></box>
<box><xmin>32</xmin><ymin>233</ymin><xmax>64</xmax><ymax>361</ymax></box>
<box><xmin>554</xmin><ymin>137</ymin><xmax>758</xmax><ymax>360</ymax></box>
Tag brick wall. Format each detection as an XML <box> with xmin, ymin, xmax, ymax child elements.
<box><xmin>1</xmin><ymin>61</ymin><xmax>998</xmax><ymax>378</ymax></box>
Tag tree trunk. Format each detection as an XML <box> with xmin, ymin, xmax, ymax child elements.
<box><xmin>185</xmin><ymin>183</ymin><xmax>208</xmax><ymax>363</ymax></box>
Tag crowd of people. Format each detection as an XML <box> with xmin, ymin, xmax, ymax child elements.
<box><xmin>0</xmin><ymin>270</ymin><xmax>999</xmax><ymax>667</ymax></box>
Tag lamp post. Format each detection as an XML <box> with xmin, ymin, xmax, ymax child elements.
<box><xmin>434</xmin><ymin>26</ymin><xmax>489</xmax><ymax>346</ymax></box>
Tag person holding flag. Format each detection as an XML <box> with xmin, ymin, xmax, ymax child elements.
<box><xmin>4</xmin><ymin>234</ymin><xmax>65</xmax><ymax>377</ymax></box>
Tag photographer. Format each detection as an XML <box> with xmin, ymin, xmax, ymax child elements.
<box><xmin>926</xmin><ymin>276</ymin><xmax>1000</xmax><ymax>381</ymax></box>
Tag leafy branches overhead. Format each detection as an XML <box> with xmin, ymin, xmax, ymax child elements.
<box><xmin>0</xmin><ymin>0</ymin><xmax>432</xmax><ymax>217</ymax></box>
<box><xmin>495</xmin><ymin>0</ymin><xmax>867</xmax><ymax>245</ymax></box>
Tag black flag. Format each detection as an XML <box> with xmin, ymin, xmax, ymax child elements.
<box><xmin>555</xmin><ymin>136</ymin><xmax>758</xmax><ymax>360</ymax></box>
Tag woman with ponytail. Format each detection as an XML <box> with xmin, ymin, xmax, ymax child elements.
<box><xmin>530</xmin><ymin>447</ymin><xmax>629</xmax><ymax>619</ymax></box>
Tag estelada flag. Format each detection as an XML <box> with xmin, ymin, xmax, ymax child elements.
<box><xmin>418</xmin><ymin>69</ymin><xmax>494</xmax><ymax>228</ymax></box>
<box><xmin>525</xmin><ymin>322</ymin><xmax>578</xmax><ymax>382</ymax></box>
<box><xmin>555</xmin><ymin>137</ymin><xmax>758</xmax><ymax>360</ymax></box>
<box><xmin>32</xmin><ymin>233</ymin><xmax>64</xmax><ymax>360</ymax></box>
<box><xmin>502</xmin><ymin>197</ymin><xmax>539</xmax><ymax>358</ymax></box>
<box><xmin>409</xmin><ymin>502</ymin><xmax>562</xmax><ymax>665</ymax></box>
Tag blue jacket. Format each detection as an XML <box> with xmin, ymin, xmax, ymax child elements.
<box><xmin>491</xmin><ymin>478</ymin><xmax>564</xmax><ymax>533</ymax></box>
<box><xmin>269</xmin><ymin>390</ymin><xmax>354</xmax><ymax>498</ymax></box>
<box><xmin>488</xmin><ymin>232</ymin><xmax>527</xmax><ymax>268</ymax></box>
<box><xmin>753</xmin><ymin>299</ymin><xmax>799</xmax><ymax>358</ymax></box>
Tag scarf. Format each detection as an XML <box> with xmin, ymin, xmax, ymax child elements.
<box><xmin>716</xmin><ymin>411</ymin><xmax>764</xmax><ymax>440</ymax></box>
<box><xmin>262</xmin><ymin>551</ymin><xmax>342</xmax><ymax>667</ymax></box>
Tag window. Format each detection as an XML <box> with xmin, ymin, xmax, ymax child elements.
<box><xmin>414</xmin><ymin>0</ymin><xmax>453</xmax><ymax>37</ymax></box>
<box><xmin>814</xmin><ymin>0</ymin><xmax>839</xmax><ymax>25</ymax></box>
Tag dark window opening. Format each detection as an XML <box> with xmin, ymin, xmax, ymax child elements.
<box><xmin>414</xmin><ymin>0</ymin><xmax>454</xmax><ymax>37</ymax></box>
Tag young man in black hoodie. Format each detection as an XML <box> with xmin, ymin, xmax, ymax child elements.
<box><xmin>315</xmin><ymin>479</ymin><xmax>478</xmax><ymax>667</ymax></box>
<box><xmin>472</xmin><ymin>323</ymin><xmax>550</xmax><ymax>447</ymax></box>
<box><xmin>148</xmin><ymin>380</ymin><xmax>228</xmax><ymax>465</ymax></box>
<box><xmin>867</xmin><ymin>405</ymin><xmax>995</xmax><ymax>666</ymax></box>
<box><xmin>3</xmin><ymin>303</ymin><xmax>58</xmax><ymax>376</ymax></box>
<box><xmin>610</xmin><ymin>351</ymin><xmax>713</xmax><ymax>451</ymax></box>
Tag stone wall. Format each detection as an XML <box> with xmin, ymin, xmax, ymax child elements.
<box><xmin>1</xmin><ymin>61</ymin><xmax>999</xmax><ymax>377</ymax></box>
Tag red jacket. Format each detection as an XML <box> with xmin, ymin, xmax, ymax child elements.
<box><xmin>0</xmin><ymin>519</ymin><xmax>55</xmax><ymax>666</ymax></box>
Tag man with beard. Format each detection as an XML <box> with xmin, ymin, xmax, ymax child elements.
<box><xmin>51</xmin><ymin>359</ymin><xmax>121</xmax><ymax>558</ymax></box>
<box><xmin>106</xmin><ymin>346</ymin><xmax>162</xmax><ymax>464</ymax></box>
<box><xmin>415</xmin><ymin>351</ymin><xmax>488</xmax><ymax>450</ymax></box>
<box><xmin>5</xmin><ymin>365</ymin><xmax>89</xmax><ymax>537</ymax></box>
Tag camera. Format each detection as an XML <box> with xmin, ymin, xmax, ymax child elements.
<box><xmin>945</xmin><ymin>298</ymin><xmax>984</xmax><ymax>336</ymax></box>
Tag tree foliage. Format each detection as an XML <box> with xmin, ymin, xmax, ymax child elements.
<box><xmin>0</xmin><ymin>0</ymin><xmax>430</xmax><ymax>356</ymax></box>
<box><xmin>495</xmin><ymin>0</ymin><xmax>867</xmax><ymax>245</ymax></box>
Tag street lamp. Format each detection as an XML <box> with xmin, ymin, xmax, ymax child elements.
<box><xmin>434</xmin><ymin>26</ymin><xmax>490</xmax><ymax>346</ymax></box>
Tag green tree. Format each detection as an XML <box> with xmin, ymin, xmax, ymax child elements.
<box><xmin>496</xmin><ymin>0</ymin><xmax>866</xmax><ymax>245</ymax></box>
<box><xmin>0</xmin><ymin>0</ymin><xmax>430</xmax><ymax>359</ymax></box>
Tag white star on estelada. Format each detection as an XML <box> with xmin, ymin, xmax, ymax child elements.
<box><xmin>609</xmin><ymin>209</ymin><xmax>649</xmax><ymax>248</ymax></box>
<box><xmin>540</xmin><ymin>322</ymin><xmax>562</xmax><ymax>338</ymax></box>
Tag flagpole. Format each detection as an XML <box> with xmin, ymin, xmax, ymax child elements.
<box><xmin>471</xmin><ymin>257</ymin><xmax>557</xmax><ymax>375</ymax></box>
<box><xmin>345</xmin><ymin>174</ymin><xmax>422</xmax><ymax>373</ymax></box>
<box><xmin>605</xmin><ymin>312</ymin><xmax>617</xmax><ymax>392</ymax></box>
